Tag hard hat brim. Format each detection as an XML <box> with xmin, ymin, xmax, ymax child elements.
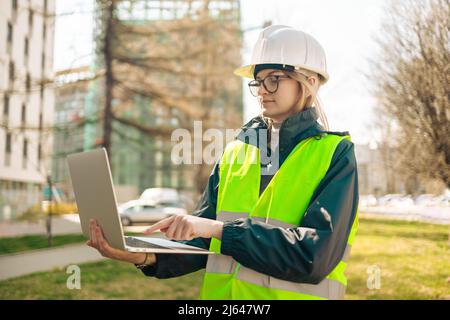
<box><xmin>234</xmin><ymin>63</ymin><xmax>329</xmax><ymax>84</ymax></box>
<box><xmin>233</xmin><ymin>65</ymin><xmax>255</xmax><ymax>79</ymax></box>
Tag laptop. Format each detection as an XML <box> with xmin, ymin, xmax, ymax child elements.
<box><xmin>67</xmin><ymin>148</ymin><xmax>214</xmax><ymax>255</ymax></box>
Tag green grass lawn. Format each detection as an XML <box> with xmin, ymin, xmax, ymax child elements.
<box><xmin>345</xmin><ymin>216</ymin><xmax>450</xmax><ymax>300</ymax></box>
<box><xmin>0</xmin><ymin>234</ymin><xmax>86</xmax><ymax>255</ymax></box>
<box><xmin>0</xmin><ymin>259</ymin><xmax>204</xmax><ymax>299</ymax></box>
<box><xmin>0</xmin><ymin>216</ymin><xmax>449</xmax><ymax>299</ymax></box>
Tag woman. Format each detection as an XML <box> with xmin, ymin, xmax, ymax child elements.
<box><xmin>88</xmin><ymin>25</ymin><xmax>359</xmax><ymax>300</ymax></box>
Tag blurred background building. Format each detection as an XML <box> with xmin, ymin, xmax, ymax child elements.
<box><xmin>53</xmin><ymin>0</ymin><xmax>243</xmax><ymax>207</ymax></box>
<box><xmin>0</xmin><ymin>0</ymin><xmax>56</xmax><ymax>220</ymax></box>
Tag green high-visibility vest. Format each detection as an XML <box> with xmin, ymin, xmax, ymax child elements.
<box><xmin>200</xmin><ymin>133</ymin><xmax>359</xmax><ymax>300</ymax></box>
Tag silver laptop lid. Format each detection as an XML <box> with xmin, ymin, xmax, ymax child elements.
<box><xmin>67</xmin><ymin>148</ymin><xmax>126</xmax><ymax>250</ymax></box>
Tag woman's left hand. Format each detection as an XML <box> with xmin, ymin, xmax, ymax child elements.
<box><xmin>144</xmin><ymin>214</ymin><xmax>223</xmax><ymax>241</ymax></box>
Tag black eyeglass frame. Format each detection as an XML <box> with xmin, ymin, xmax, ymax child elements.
<box><xmin>248</xmin><ymin>74</ymin><xmax>291</xmax><ymax>97</ymax></box>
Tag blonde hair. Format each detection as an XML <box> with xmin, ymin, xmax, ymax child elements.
<box><xmin>262</xmin><ymin>68</ymin><xmax>330</xmax><ymax>132</ymax></box>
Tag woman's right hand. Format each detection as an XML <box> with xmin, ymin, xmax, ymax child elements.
<box><xmin>86</xmin><ymin>219</ymin><xmax>156</xmax><ymax>265</ymax></box>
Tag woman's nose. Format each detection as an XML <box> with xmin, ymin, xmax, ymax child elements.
<box><xmin>258</xmin><ymin>83</ymin><xmax>268</xmax><ymax>96</ymax></box>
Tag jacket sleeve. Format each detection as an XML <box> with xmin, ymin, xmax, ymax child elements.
<box><xmin>140</xmin><ymin>161</ymin><xmax>220</xmax><ymax>279</ymax></box>
<box><xmin>220</xmin><ymin>139</ymin><xmax>359</xmax><ymax>284</ymax></box>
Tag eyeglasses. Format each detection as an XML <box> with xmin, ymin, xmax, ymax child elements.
<box><xmin>248</xmin><ymin>74</ymin><xmax>290</xmax><ymax>97</ymax></box>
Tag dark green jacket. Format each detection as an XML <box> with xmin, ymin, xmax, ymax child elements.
<box><xmin>140</xmin><ymin>106</ymin><xmax>359</xmax><ymax>284</ymax></box>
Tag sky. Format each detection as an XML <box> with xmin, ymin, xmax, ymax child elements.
<box><xmin>54</xmin><ymin>0</ymin><xmax>388</xmax><ymax>145</ymax></box>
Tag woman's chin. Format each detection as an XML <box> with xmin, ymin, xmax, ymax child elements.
<box><xmin>261</xmin><ymin>108</ymin><xmax>279</xmax><ymax>118</ymax></box>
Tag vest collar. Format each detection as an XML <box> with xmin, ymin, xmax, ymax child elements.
<box><xmin>279</xmin><ymin>106</ymin><xmax>322</xmax><ymax>141</ymax></box>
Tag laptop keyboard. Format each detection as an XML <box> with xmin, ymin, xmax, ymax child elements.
<box><xmin>125</xmin><ymin>237</ymin><xmax>168</xmax><ymax>249</ymax></box>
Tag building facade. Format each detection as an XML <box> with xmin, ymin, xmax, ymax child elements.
<box><xmin>0</xmin><ymin>0</ymin><xmax>56</xmax><ymax>221</ymax></box>
<box><xmin>354</xmin><ymin>143</ymin><xmax>387</xmax><ymax>196</ymax></box>
<box><xmin>52</xmin><ymin>66</ymin><xmax>92</xmax><ymax>199</ymax></box>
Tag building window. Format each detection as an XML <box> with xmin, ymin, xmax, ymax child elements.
<box><xmin>23</xmin><ymin>138</ymin><xmax>28</xmax><ymax>169</ymax></box>
<box><xmin>25</xmin><ymin>73</ymin><xmax>31</xmax><ymax>92</ymax></box>
<box><xmin>43</xmin><ymin>22</ymin><xmax>47</xmax><ymax>41</ymax></box>
<box><xmin>21</xmin><ymin>103</ymin><xmax>26</xmax><ymax>124</ymax></box>
<box><xmin>3</xmin><ymin>94</ymin><xmax>9</xmax><ymax>117</ymax></box>
<box><xmin>39</xmin><ymin>112</ymin><xmax>43</xmax><ymax>129</ymax></box>
<box><xmin>40</xmin><ymin>83</ymin><xmax>45</xmax><ymax>100</ymax></box>
<box><xmin>24</xmin><ymin>37</ymin><xmax>29</xmax><ymax>61</ymax></box>
<box><xmin>9</xmin><ymin>61</ymin><xmax>15</xmax><ymax>83</ymax></box>
<box><xmin>7</xmin><ymin>22</ymin><xmax>13</xmax><ymax>44</ymax></box>
<box><xmin>7</xmin><ymin>22</ymin><xmax>13</xmax><ymax>55</ymax></box>
<box><xmin>26</xmin><ymin>73</ymin><xmax>31</xmax><ymax>92</ymax></box>
<box><xmin>5</xmin><ymin>133</ymin><xmax>12</xmax><ymax>166</ymax></box>
<box><xmin>5</xmin><ymin>134</ymin><xmax>12</xmax><ymax>152</ymax></box>
<box><xmin>29</xmin><ymin>8</ymin><xmax>34</xmax><ymax>32</ymax></box>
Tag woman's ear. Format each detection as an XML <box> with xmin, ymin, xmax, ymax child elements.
<box><xmin>307</xmin><ymin>77</ymin><xmax>317</xmax><ymax>87</ymax></box>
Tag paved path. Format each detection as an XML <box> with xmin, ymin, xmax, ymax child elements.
<box><xmin>0</xmin><ymin>232</ymin><xmax>165</xmax><ymax>281</ymax></box>
<box><xmin>0</xmin><ymin>243</ymin><xmax>106</xmax><ymax>281</ymax></box>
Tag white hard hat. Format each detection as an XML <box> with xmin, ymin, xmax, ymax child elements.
<box><xmin>234</xmin><ymin>25</ymin><xmax>329</xmax><ymax>84</ymax></box>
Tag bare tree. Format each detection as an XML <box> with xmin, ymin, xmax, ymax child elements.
<box><xmin>95</xmin><ymin>0</ymin><xmax>243</xmax><ymax>193</ymax></box>
<box><xmin>368</xmin><ymin>0</ymin><xmax>450</xmax><ymax>189</ymax></box>
<box><xmin>99</xmin><ymin>0</ymin><xmax>115</xmax><ymax>160</ymax></box>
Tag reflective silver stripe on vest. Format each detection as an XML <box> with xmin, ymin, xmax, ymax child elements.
<box><xmin>237</xmin><ymin>266</ymin><xmax>346</xmax><ymax>300</ymax></box>
<box><xmin>217</xmin><ymin>211</ymin><xmax>297</xmax><ymax>229</ymax></box>
<box><xmin>206</xmin><ymin>254</ymin><xmax>237</xmax><ymax>274</ymax></box>
<box><xmin>208</xmin><ymin>213</ymin><xmax>296</xmax><ymax>275</ymax></box>
<box><xmin>206</xmin><ymin>211</ymin><xmax>248</xmax><ymax>274</ymax></box>
<box><xmin>252</xmin><ymin>216</ymin><xmax>296</xmax><ymax>229</ymax></box>
<box><xmin>216</xmin><ymin>211</ymin><xmax>248</xmax><ymax>222</ymax></box>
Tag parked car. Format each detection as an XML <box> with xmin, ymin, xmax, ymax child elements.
<box><xmin>393</xmin><ymin>195</ymin><xmax>414</xmax><ymax>207</ymax></box>
<box><xmin>139</xmin><ymin>187</ymin><xmax>192</xmax><ymax>209</ymax></box>
<box><xmin>433</xmin><ymin>193</ymin><xmax>450</xmax><ymax>207</ymax></box>
<box><xmin>377</xmin><ymin>194</ymin><xmax>414</xmax><ymax>207</ymax></box>
<box><xmin>377</xmin><ymin>194</ymin><xmax>403</xmax><ymax>206</ymax></box>
<box><xmin>140</xmin><ymin>188</ymin><xmax>180</xmax><ymax>203</ymax></box>
<box><xmin>118</xmin><ymin>199</ymin><xmax>187</xmax><ymax>226</ymax></box>
<box><xmin>359</xmin><ymin>195</ymin><xmax>378</xmax><ymax>207</ymax></box>
<box><xmin>414</xmin><ymin>194</ymin><xmax>438</xmax><ymax>206</ymax></box>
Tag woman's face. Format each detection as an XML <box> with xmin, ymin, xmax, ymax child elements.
<box><xmin>255</xmin><ymin>68</ymin><xmax>310</xmax><ymax>123</ymax></box>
